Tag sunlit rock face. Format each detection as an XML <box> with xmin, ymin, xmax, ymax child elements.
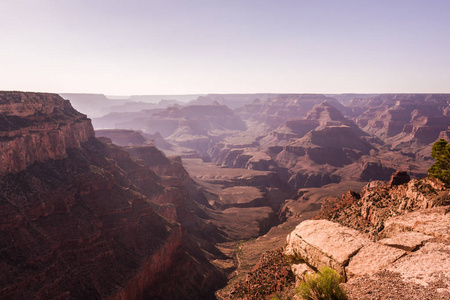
<box><xmin>0</xmin><ymin>92</ymin><xmax>94</xmax><ymax>175</ymax></box>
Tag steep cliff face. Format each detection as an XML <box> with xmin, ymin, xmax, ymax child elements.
<box><xmin>0</xmin><ymin>92</ymin><xmax>225</xmax><ymax>299</ymax></box>
<box><xmin>0</xmin><ymin>92</ymin><xmax>94</xmax><ymax>175</ymax></box>
<box><xmin>0</xmin><ymin>137</ymin><xmax>183</xmax><ymax>299</ymax></box>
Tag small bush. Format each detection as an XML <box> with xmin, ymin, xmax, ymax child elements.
<box><xmin>296</xmin><ymin>266</ymin><xmax>347</xmax><ymax>300</ymax></box>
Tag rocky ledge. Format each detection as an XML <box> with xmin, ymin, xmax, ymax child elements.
<box><xmin>284</xmin><ymin>206</ymin><xmax>450</xmax><ymax>298</ymax></box>
<box><xmin>284</xmin><ymin>172</ymin><xmax>449</xmax><ymax>299</ymax></box>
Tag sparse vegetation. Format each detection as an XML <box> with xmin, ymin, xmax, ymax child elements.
<box><xmin>236</xmin><ymin>240</ymin><xmax>244</xmax><ymax>257</ymax></box>
<box><xmin>296</xmin><ymin>266</ymin><xmax>347</xmax><ymax>300</ymax></box>
<box><xmin>428</xmin><ymin>139</ymin><xmax>450</xmax><ymax>185</ymax></box>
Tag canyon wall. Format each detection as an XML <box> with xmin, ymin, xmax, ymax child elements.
<box><xmin>0</xmin><ymin>92</ymin><xmax>224</xmax><ymax>299</ymax></box>
<box><xmin>0</xmin><ymin>92</ymin><xmax>94</xmax><ymax>175</ymax></box>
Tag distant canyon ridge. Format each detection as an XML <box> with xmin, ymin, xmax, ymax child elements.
<box><xmin>0</xmin><ymin>91</ymin><xmax>448</xmax><ymax>299</ymax></box>
<box><xmin>66</xmin><ymin>92</ymin><xmax>449</xmax><ymax>189</ymax></box>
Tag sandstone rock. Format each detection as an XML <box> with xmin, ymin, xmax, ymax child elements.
<box><xmin>386</xmin><ymin>242</ymin><xmax>450</xmax><ymax>287</ymax></box>
<box><xmin>291</xmin><ymin>263</ymin><xmax>314</xmax><ymax>283</ymax></box>
<box><xmin>284</xmin><ymin>220</ymin><xmax>369</xmax><ymax>277</ymax></box>
<box><xmin>0</xmin><ymin>92</ymin><xmax>94</xmax><ymax>175</ymax></box>
<box><xmin>381</xmin><ymin>207</ymin><xmax>450</xmax><ymax>242</ymax></box>
<box><xmin>346</xmin><ymin>242</ymin><xmax>406</xmax><ymax>277</ymax></box>
<box><xmin>378</xmin><ymin>231</ymin><xmax>433</xmax><ymax>251</ymax></box>
<box><xmin>317</xmin><ymin>177</ymin><xmax>449</xmax><ymax>234</ymax></box>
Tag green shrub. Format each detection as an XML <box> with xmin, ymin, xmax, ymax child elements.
<box><xmin>296</xmin><ymin>266</ymin><xmax>347</xmax><ymax>300</ymax></box>
<box><xmin>428</xmin><ymin>139</ymin><xmax>450</xmax><ymax>185</ymax></box>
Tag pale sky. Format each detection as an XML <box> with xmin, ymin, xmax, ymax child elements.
<box><xmin>1</xmin><ymin>0</ymin><xmax>449</xmax><ymax>95</ymax></box>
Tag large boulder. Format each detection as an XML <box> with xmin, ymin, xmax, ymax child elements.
<box><xmin>284</xmin><ymin>220</ymin><xmax>369</xmax><ymax>278</ymax></box>
<box><xmin>284</xmin><ymin>211</ymin><xmax>449</xmax><ymax>286</ymax></box>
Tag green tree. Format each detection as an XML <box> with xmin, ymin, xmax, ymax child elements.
<box><xmin>428</xmin><ymin>139</ymin><xmax>450</xmax><ymax>185</ymax></box>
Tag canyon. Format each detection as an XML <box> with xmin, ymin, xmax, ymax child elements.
<box><xmin>1</xmin><ymin>91</ymin><xmax>449</xmax><ymax>299</ymax></box>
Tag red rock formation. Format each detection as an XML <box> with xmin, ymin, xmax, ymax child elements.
<box><xmin>273</xmin><ymin>126</ymin><xmax>375</xmax><ymax>188</ymax></box>
<box><xmin>353</xmin><ymin>94</ymin><xmax>449</xmax><ymax>145</ymax></box>
<box><xmin>0</xmin><ymin>92</ymin><xmax>94</xmax><ymax>175</ymax></box>
<box><xmin>315</xmin><ymin>174</ymin><xmax>449</xmax><ymax>234</ymax></box>
<box><xmin>0</xmin><ymin>92</ymin><xmax>225</xmax><ymax>300</ymax></box>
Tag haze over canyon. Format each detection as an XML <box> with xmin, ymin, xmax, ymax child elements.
<box><xmin>0</xmin><ymin>91</ymin><xmax>448</xmax><ymax>299</ymax></box>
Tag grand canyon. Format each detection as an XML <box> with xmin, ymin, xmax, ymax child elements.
<box><xmin>0</xmin><ymin>91</ymin><xmax>448</xmax><ymax>299</ymax></box>
<box><xmin>3</xmin><ymin>1</ymin><xmax>449</xmax><ymax>298</ymax></box>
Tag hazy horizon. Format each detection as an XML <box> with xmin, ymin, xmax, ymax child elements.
<box><xmin>2</xmin><ymin>0</ymin><xmax>450</xmax><ymax>95</ymax></box>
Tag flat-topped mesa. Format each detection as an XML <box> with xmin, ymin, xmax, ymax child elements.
<box><xmin>0</xmin><ymin>91</ymin><xmax>94</xmax><ymax>175</ymax></box>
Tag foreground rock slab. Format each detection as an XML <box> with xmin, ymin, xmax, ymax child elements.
<box><xmin>284</xmin><ymin>220</ymin><xmax>369</xmax><ymax>277</ymax></box>
<box><xmin>378</xmin><ymin>231</ymin><xmax>433</xmax><ymax>251</ymax></box>
<box><xmin>346</xmin><ymin>242</ymin><xmax>405</xmax><ymax>277</ymax></box>
<box><xmin>387</xmin><ymin>242</ymin><xmax>450</xmax><ymax>287</ymax></box>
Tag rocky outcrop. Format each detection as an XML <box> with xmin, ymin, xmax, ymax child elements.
<box><xmin>281</xmin><ymin>173</ymin><xmax>448</xmax><ymax>296</ymax></box>
<box><xmin>380</xmin><ymin>206</ymin><xmax>450</xmax><ymax>242</ymax></box>
<box><xmin>0</xmin><ymin>92</ymin><xmax>94</xmax><ymax>175</ymax></box>
<box><xmin>284</xmin><ymin>220</ymin><xmax>369</xmax><ymax>278</ymax></box>
<box><xmin>284</xmin><ymin>207</ymin><xmax>449</xmax><ymax>289</ymax></box>
<box><xmin>378</xmin><ymin>231</ymin><xmax>433</xmax><ymax>251</ymax></box>
<box><xmin>316</xmin><ymin>175</ymin><xmax>449</xmax><ymax>233</ymax></box>
<box><xmin>284</xmin><ymin>219</ymin><xmax>408</xmax><ymax>280</ymax></box>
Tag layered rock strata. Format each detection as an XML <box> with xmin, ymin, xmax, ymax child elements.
<box><xmin>0</xmin><ymin>92</ymin><xmax>225</xmax><ymax>299</ymax></box>
<box><xmin>0</xmin><ymin>92</ymin><xmax>94</xmax><ymax>175</ymax></box>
